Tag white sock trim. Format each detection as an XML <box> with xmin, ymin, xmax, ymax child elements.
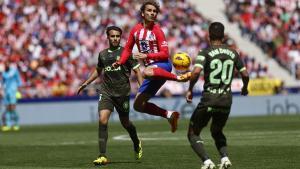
<box><xmin>204</xmin><ymin>159</ymin><xmax>213</xmax><ymax>165</ymax></box>
<box><xmin>221</xmin><ymin>157</ymin><xmax>230</xmax><ymax>163</ymax></box>
<box><xmin>166</xmin><ymin>111</ymin><xmax>173</xmax><ymax>118</ymax></box>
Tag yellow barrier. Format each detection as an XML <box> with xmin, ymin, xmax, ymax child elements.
<box><xmin>248</xmin><ymin>78</ymin><xmax>282</xmax><ymax>96</ymax></box>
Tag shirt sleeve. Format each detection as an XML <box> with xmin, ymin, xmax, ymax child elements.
<box><xmin>126</xmin><ymin>55</ymin><xmax>140</xmax><ymax>70</ymax></box>
<box><xmin>97</xmin><ymin>53</ymin><xmax>104</xmax><ymax>68</ymax></box>
<box><xmin>195</xmin><ymin>50</ymin><xmax>206</xmax><ymax>68</ymax></box>
<box><xmin>119</xmin><ymin>28</ymin><xmax>135</xmax><ymax>65</ymax></box>
<box><xmin>234</xmin><ymin>51</ymin><xmax>246</xmax><ymax>72</ymax></box>
<box><xmin>146</xmin><ymin>27</ymin><xmax>169</xmax><ymax>61</ymax></box>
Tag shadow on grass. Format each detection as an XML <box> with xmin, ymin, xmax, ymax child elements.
<box><xmin>92</xmin><ymin>161</ymin><xmax>142</xmax><ymax>168</ymax></box>
<box><xmin>108</xmin><ymin>161</ymin><xmax>142</xmax><ymax>164</ymax></box>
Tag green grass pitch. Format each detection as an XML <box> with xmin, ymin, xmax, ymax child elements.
<box><xmin>0</xmin><ymin>115</ymin><xmax>299</xmax><ymax>169</ymax></box>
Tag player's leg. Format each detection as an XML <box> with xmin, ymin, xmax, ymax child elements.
<box><xmin>10</xmin><ymin>104</ymin><xmax>20</xmax><ymax>131</ymax></box>
<box><xmin>1</xmin><ymin>108</ymin><xmax>12</xmax><ymax>131</ymax></box>
<box><xmin>134</xmin><ymin>91</ymin><xmax>179</xmax><ymax>132</ymax></box>
<box><xmin>119</xmin><ymin>116</ymin><xmax>142</xmax><ymax>160</ymax></box>
<box><xmin>143</xmin><ymin>61</ymin><xmax>191</xmax><ymax>82</ymax></box>
<box><xmin>93</xmin><ymin>94</ymin><xmax>113</xmax><ymax>166</ymax></box>
<box><xmin>210</xmin><ymin>107</ymin><xmax>231</xmax><ymax>169</ymax></box>
<box><xmin>187</xmin><ymin>104</ymin><xmax>216</xmax><ymax>169</ymax></box>
<box><xmin>114</xmin><ymin>96</ymin><xmax>142</xmax><ymax>160</ymax></box>
<box><xmin>9</xmin><ymin>91</ymin><xmax>20</xmax><ymax>130</ymax></box>
<box><xmin>1</xmin><ymin>93</ymin><xmax>12</xmax><ymax>131</ymax></box>
<box><xmin>134</xmin><ymin>92</ymin><xmax>166</xmax><ymax>117</ymax></box>
<box><xmin>94</xmin><ymin>109</ymin><xmax>111</xmax><ymax>165</ymax></box>
<box><xmin>1</xmin><ymin>111</ymin><xmax>5</xmax><ymax>126</ymax></box>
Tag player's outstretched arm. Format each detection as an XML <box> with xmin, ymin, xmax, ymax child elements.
<box><xmin>77</xmin><ymin>68</ymin><xmax>100</xmax><ymax>95</ymax></box>
<box><xmin>240</xmin><ymin>70</ymin><xmax>249</xmax><ymax>96</ymax></box>
<box><xmin>186</xmin><ymin>66</ymin><xmax>202</xmax><ymax>103</ymax></box>
<box><xmin>116</xmin><ymin>28</ymin><xmax>135</xmax><ymax>66</ymax></box>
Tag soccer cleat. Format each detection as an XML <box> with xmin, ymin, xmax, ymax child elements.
<box><xmin>168</xmin><ymin>111</ymin><xmax>180</xmax><ymax>133</ymax></box>
<box><xmin>12</xmin><ymin>126</ymin><xmax>20</xmax><ymax>131</ymax></box>
<box><xmin>177</xmin><ymin>72</ymin><xmax>191</xmax><ymax>82</ymax></box>
<box><xmin>134</xmin><ymin>140</ymin><xmax>143</xmax><ymax>160</ymax></box>
<box><xmin>93</xmin><ymin>155</ymin><xmax>109</xmax><ymax>166</ymax></box>
<box><xmin>218</xmin><ymin>157</ymin><xmax>232</xmax><ymax>169</ymax></box>
<box><xmin>1</xmin><ymin>126</ymin><xmax>11</xmax><ymax>132</ymax></box>
<box><xmin>201</xmin><ymin>159</ymin><xmax>216</xmax><ymax>169</ymax></box>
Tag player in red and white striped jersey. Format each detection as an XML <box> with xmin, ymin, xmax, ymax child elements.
<box><xmin>113</xmin><ymin>0</ymin><xmax>191</xmax><ymax>133</ymax></box>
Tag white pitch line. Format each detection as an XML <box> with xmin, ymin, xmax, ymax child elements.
<box><xmin>113</xmin><ymin>132</ymin><xmax>185</xmax><ymax>141</ymax></box>
<box><xmin>113</xmin><ymin>134</ymin><xmax>184</xmax><ymax>141</ymax></box>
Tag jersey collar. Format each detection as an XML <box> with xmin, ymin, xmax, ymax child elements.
<box><xmin>108</xmin><ymin>46</ymin><xmax>121</xmax><ymax>53</ymax></box>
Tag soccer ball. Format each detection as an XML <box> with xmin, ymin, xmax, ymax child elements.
<box><xmin>172</xmin><ymin>52</ymin><xmax>191</xmax><ymax>71</ymax></box>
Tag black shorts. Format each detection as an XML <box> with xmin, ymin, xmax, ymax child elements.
<box><xmin>190</xmin><ymin>103</ymin><xmax>231</xmax><ymax>130</ymax></box>
<box><xmin>98</xmin><ymin>93</ymin><xmax>130</xmax><ymax>117</ymax></box>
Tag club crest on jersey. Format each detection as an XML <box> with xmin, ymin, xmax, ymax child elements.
<box><xmin>139</xmin><ymin>40</ymin><xmax>150</xmax><ymax>53</ymax></box>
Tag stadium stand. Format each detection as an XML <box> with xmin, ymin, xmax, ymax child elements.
<box><xmin>224</xmin><ymin>0</ymin><xmax>300</xmax><ymax>79</ymax></box>
<box><xmin>0</xmin><ymin>0</ymin><xmax>271</xmax><ymax>98</ymax></box>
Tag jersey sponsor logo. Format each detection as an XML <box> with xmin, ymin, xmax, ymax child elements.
<box><xmin>139</xmin><ymin>40</ymin><xmax>151</xmax><ymax>53</ymax></box>
<box><xmin>104</xmin><ymin>65</ymin><xmax>121</xmax><ymax>72</ymax></box>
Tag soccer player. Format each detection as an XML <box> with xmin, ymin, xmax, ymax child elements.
<box><xmin>1</xmin><ymin>60</ymin><xmax>23</xmax><ymax>131</ymax></box>
<box><xmin>112</xmin><ymin>0</ymin><xmax>191</xmax><ymax>133</ymax></box>
<box><xmin>77</xmin><ymin>26</ymin><xmax>143</xmax><ymax>165</ymax></box>
<box><xmin>185</xmin><ymin>22</ymin><xmax>249</xmax><ymax>169</ymax></box>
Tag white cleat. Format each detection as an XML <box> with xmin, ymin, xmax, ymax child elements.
<box><xmin>218</xmin><ymin>157</ymin><xmax>232</xmax><ymax>169</ymax></box>
<box><xmin>201</xmin><ymin>159</ymin><xmax>216</xmax><ymax>169</ymax></box>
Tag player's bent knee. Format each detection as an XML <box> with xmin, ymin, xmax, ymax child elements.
<box><xmin>187</xmin><ymin>133</ymin><xmax>193</xmax><ymax>141</ymax></box>
<box><xmin>187</xmin><ymin>133</ymin><xmax>202</xmax><ymax>144</ymax></box>
<box><xmin>133</xmin><ymin>101</ymin><xmax>144</xmax><ymax>112</ymax></box>
<box><xmin>99</xmin><ymin>118</ymin><xmax>109</xmax><ymax>125</ymax></box>
<box><xmin>187</xmin><ymin>130</ymin><xmax>197</xmax><ymax>140</ymax></box>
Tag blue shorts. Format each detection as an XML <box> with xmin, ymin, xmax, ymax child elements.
<box><xmin>3</xmin><ymin>90</ymin><xmax>17</xmax><ymax>105</ymax></box>
<box><xmin>138</xmin><ymin>61</ymin><xmax>172</xmax><ymax>96</ymax></box>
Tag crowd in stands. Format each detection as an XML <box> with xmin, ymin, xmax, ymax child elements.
<box><xmin>224</xmin><ymin>0</ymin><xmax>300</xmax><ymax>80</ymax></box>
<box><xmin>0</xmin><ymin>0</ymin><xmax>269</xmax><ymax>98</ymax></box>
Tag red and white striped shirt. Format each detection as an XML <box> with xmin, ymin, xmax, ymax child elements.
<box><xmin>119</xmin><ymin>23</ymin><xmax>169</xmax><ymax>66</ymax></box>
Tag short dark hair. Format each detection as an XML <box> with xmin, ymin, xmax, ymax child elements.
<box><xmin>209</xmin><ymin>22</ymin><xmax>225</xmax><ymax>41</ymax></box>
<box><xmin>106</xmin><ymin>26</ymin><xmax>122</xmax><ymax>36</ymax></box>
<box><xmin>140</xmin><ymin>0</ymin><xmax>160</xmax><ymax>13</ymax></box>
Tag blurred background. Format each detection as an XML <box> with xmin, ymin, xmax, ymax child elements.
<box><xmin>0</xmin><ymin>0</ymin><xmax>299</xmax><ymax>125</ymax></box>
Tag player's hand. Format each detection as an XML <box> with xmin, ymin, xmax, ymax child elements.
<box><xmin>77</xmin><ymin>84</ymin><xmax>87</xmax><ymax>95</ymax></box>
<box><xmin>133</xmin><ymin>52</ymin><xmax>147</xmax><ymax>59</ymax></box>
<box><xmin>112</xmin><ymin>61</ymin><xmax>121</xmax><ymax>68</ymax></box>
<box><xmin>186</xmin><ymin>90</ymin><xmax>193</xmax><ymax>103</ymax></box>
<box><xmin>241</xmin><ymin>86</ymin><xmax>248</xmax><ymax>96</ymax></box>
